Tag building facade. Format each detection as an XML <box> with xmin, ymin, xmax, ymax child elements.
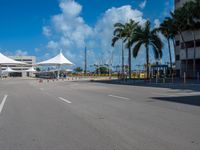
<box><xmin>174</xmin><ymin>0</ymin><xmax>200</xmax><ymax>78</ymax></box>
<box><xmin>2</xmin><ymin>56</ymin><xmax>36</xmax><ymax>77</ymax></box>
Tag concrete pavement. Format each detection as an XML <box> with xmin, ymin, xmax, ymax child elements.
<box><xmin>0</xmin><ymin>79</ymin><xmax>200</xmax><ymax>150</ymax></box>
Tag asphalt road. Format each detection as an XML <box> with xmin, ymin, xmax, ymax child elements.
<box><xmin>0</xmin><ymin>79</ymin><xmax>200</xmax><ymax>150</ymax></box>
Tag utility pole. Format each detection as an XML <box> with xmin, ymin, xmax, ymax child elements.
<box><xmin>84</xmin><ymin>46</ymin><xmax>87</xmax><ymax>75</ymax></box>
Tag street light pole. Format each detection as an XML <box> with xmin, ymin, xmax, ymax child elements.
<box><xmin>84</xmin><ymin>46</ymin><xmax>87</xmax><ymax>76</ymax></box>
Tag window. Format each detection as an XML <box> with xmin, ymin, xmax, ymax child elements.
<box><xmin>176</xmin><ymin>40</ymin><xmax>180</xmax><ymax>46</ymax></box>
<box><xmin>176</xmin><ymin>55</ymin><xmax>180</xmax><ymax>61</ymax></box>
<box><xmin>181</xmin><ymin>39</ymin><xmax>200</xmax><ymax>49</ymax></box>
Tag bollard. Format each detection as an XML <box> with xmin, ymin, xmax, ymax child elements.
<box><xmin>39</xmin><ymin>79</ymin><xmax>43</xmax><ymax>83</ymax></box>
<box><xmin>184</xmin><ymin>72</ymin><xmax>186</xmax><ymax>84</ymax></box>
<box><xmin>163</xmin><ymin>78</ymin><xmax>165</xmax><ymax>84</ymax></box>
<box><xmin>156</xmin><ymin>74</ymin><xmax>158</xmax><ymax>84</ymax></box>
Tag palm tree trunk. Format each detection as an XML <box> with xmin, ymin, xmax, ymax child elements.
<box><xmin>121</xmin><ymin>40</ymin><xmax>124</xmax><ymax>79</ymax></box>
<box><xmin>179</xmin><ymin>31</ymin><xmax>188</xmax><ymax>77</ymax></box>
<box><xmin>128</xmin><ymin>46</ymin><xmax>131</xmax><ymax>79</ymax></box>
<box><xmin>192</xmin><ymin>30</ymin><xmax>196</xmax><ymax>78</ymax></box>
<box><xmin>167</xmin><ymin>37</ymin><xmax>172</xmax><ymax>75</ymax></box>
<box><xmin>172</xmin><ymin>38</ymin><xmax>176</xmax><ymax>59</ymax></box>
<box><xmin>146</xmin><ymin>44</ymin><xmax>149</xmax><ymax>79</ymax></box>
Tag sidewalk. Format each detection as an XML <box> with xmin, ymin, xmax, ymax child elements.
<box><xmin>93</xmin><ymin>78</ymin><xmax>200</xmax><ymax>92</ymax></box>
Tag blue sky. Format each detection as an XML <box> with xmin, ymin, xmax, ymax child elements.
<box><xmin>0</xmin><ymin>0</ymin><xmax>174</xmax><ymax>68</ymax></box>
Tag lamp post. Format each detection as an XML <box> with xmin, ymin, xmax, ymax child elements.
<box><xmin>0</xmin><ymin>64</ymin><xmax>2</xmax><ymax>79</ymax></box>
<box><xmin>84</xmin><ymin>47</ymin><xmax>87</xmax><ymax>76</ymax></box>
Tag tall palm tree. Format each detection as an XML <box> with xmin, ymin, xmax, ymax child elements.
<box><xmin>112</xmin><ymin>20</ymin><xmax>139</xmax><ymax>79</ymax></box>
<box><xmin>112</xmin><ymin>22</ymin><xmax>126</xmax><ymax>78</ymax></box>
<box><xmin>130</xmin><ymin>21</ymin><xmax>163</xmax><ymax>79</ymax></box>
<box><xmin>159</xmin><ymin>17</ymin><xmax>174</xmax><ymax>75</ymax></box>
<box><xmin>123</xmin><ymin>19</ymin><xmax>139</xmax><ymax>79</ymax></box>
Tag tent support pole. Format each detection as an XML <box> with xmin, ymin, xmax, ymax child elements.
<box><xmin>57</xmin><ymin>65</ymin><xmax>61</xmax><ymax>79</ymax></box>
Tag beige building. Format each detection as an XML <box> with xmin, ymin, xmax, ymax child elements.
<box><xmin>2</xmin><ymin>56</ymin><xmax>36</xmax><ymax>77</ymax></box>
<box><xmin>174</xmin><ymin>0</ymin><xmax>200</xmax><ymax>77</ymax></box>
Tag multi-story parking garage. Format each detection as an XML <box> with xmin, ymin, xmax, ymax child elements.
<box><xmin>174</xmin><ymin>0</ymin><xmax>200</xmax><ymax>78</ymax></box>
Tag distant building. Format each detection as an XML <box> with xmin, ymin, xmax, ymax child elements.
<box><xmin>174</xmin><ymin>0</ymin><xmax>200</xmax><ymax>77</ymax></box>
<box><xmin>2</xmin><ymin>56</ymin><xmax>36</xmax><ymax>77</ymax></box>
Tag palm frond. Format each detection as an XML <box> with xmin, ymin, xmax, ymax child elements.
<box><xmin>114</xmin><ymin>23</ymin><xmax>125</xmax><ymax>28</ymax></box>
<box><xmin>132</xmin><ymin>41</ymin><xmax>143</xmax><ymax>58</ymax></box>
<box><xmin>113</xmin><ymin>28</ymin><xmax>123</xmax><ymax>36</ymax></box>
<box><xmin>111</xmin><ymin>36</ymin><xmax>120</xmax><ymax>47</ymax></box>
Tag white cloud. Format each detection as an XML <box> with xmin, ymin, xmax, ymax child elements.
<box><xmin>50</xmin><ymin>0</ymin><xmax>92</xmax><ymax>50</ymax></box>
<box><xmin>42</xmin><ymin>26</ymin><xmax>52</xmax><ymax>37</ymax></box>
<box><xmin>154</xmin><ymin>19</ymin><xmax>160</xmax><ymax>28</ymax></box>
<box><xmin>34</xmin><ymin>48</ymin><xmax>40</xmax><ymax>52</ymax></box>
<box><xmin>93</xmin><ymin>5</ymin><xmax>146</xmax><ymax>65</ymax></box>
<box><xmin>59</xmin><ymin>0</ymin><xmax>82</xmax><ymax>17</ymax></box>
<box><xmin>139</xmin><ymin>0</ymin><xmax>147</xmax><ymax>9</ymax></box>
<box><xmin>15</xmin><ymin>50</ymin><xmax>28</xmax><ymax>56</ymax></box>
<box><xmin>47</xmin><ymin>40</ymin><xmax>59</xmax><ymax>49</ymax></box>
<box><xmin>43</xmin><ymin>0</ymin><xmax>146</xmax><ymax>67</ymax></box>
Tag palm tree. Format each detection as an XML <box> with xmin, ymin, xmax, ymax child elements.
<box><xmin>159</xmin><ymin>17</ymin><xmax>174</xmax><ymax>75</ymax></box>
<box><xmin>130</xmin><ymin>21</ymin><xmax>163</xmax><ymax>79</ymax></box>
<box><xmin>112</xmin><ymin>19</ymin><xmax>138</xmax><ymax>79</ymax></box>
<box><xmin>123</xmin><ymin>19</ymin><xmax>139</xmax><ymax>79</ymax></box>
<box><xmin>112</xmin><ymin>22</ymin><xmax>126</xmax><ymax>78</ymax></box>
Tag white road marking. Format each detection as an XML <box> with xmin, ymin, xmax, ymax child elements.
<box><xmin>0</xmin><ymin>95</ymin><xmax>8</xmax><ymax>114</ymax></box>
<box><xmin>58</xmin><ymin>97</ymin><xmax>72</xmax><ymax>104</ymax></box>
<box><xmin>108</xmin><ymin>94</ymin><xmax>129</xmax><ymax>100</ymax></box>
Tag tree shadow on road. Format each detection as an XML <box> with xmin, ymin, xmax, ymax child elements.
<box><xmin>92</xmin><ymin>79</ymin><xmax>200</xmax><ymax>92</ymax></box>
<box><xmin>151</xmin><ymin>95</ymin><xmax>200</xmax><ymax>107</ymax></box>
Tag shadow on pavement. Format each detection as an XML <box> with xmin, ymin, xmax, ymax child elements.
<box><xmin>151</xmin><ymin>95</ymin><xmax>200</xmax><ymax>107</ymax></box>
<box><xmin>92</xmin><ymin>79</ymin><xmax>200</xmax><ymax>92</ymax></box>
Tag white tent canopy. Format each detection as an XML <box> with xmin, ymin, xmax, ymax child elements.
<box><xmin>37</xmin><ymin>52</ymin><xmax>73</xmax><ymax>66</ymax></box>
<box><xmin>2</xmin><ymin>67</ymin><xmax>16</xmax><ymax>73</ymax></box>
<box><xmin>25</xmin><ymin>67</ymin><xmax>36</xmax><ymax>72</ymax></box>
<box><xmin>37</xmin><ymin>52</ymin><xmax>74</xmax><ymax>79</ymax></box>
<box><xmin>0</xmin><ymin>53</ymin><xmax>26</xmax><ymax>65</ymax></box>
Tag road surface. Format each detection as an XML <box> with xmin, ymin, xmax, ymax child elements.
<box><xmin>0</xmin><ymin>79</ymin><xmax>200</xmax><ymax>150</ymax></box>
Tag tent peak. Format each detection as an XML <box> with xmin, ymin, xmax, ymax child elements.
<box><xmin>37</xmin><ymin>52</ymin><xmax>74</xmax><ymax>66</ymax></box>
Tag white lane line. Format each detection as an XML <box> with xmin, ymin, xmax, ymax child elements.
<box><xmin>0</xmin><ymin>95</ymin><xmax>8</xmax><ymax>114</ymax></box>
<box><xmin>58</xmin><ymin>97</ymin><xmax>72</xmax><ymax>104</ymax></box>
<box><xmin>108</xmin><ymin>94</ymin><xmax>129</xmax><ymax>100</ymax></box>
